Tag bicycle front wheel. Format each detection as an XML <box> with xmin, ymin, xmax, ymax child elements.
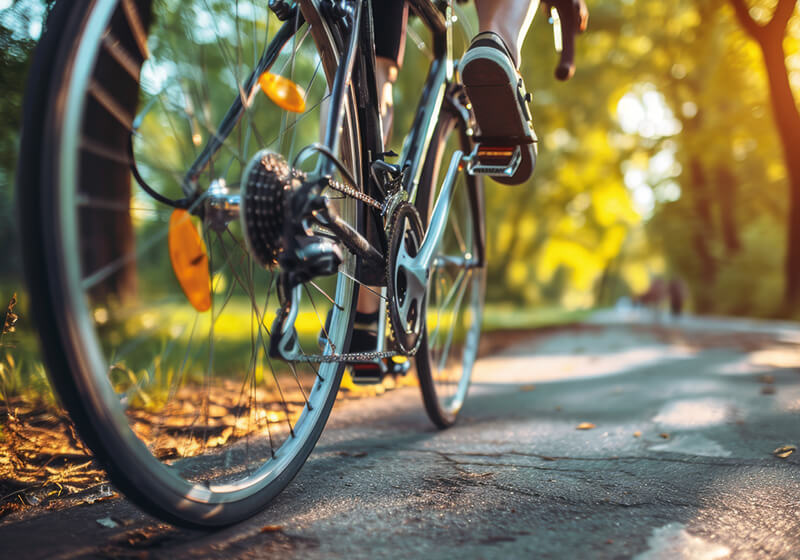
<box><xmin>18</xmin><ymin>0</ymin><xmax>364</xmax><ymax>527</ymax></box>
<box><xmin>415</xmin><ymin>90</ymin><xmax>487</xmax><ymax>429</ymax></box>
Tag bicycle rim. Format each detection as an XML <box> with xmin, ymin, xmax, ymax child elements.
<box><xmin>416</xmin><ymin>109</ymin><xmax>486</xmax><ymax>429</ymax></box>
<box><xmin>26</xmin><ymin>0</ymin><xmax>362</xmax><ymax>526</ymax></box>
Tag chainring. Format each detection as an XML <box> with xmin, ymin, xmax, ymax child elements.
<box><xmin>386</xmin><ymin>202</ymin><xmax>426</xmax><ymax>354</ymax></box>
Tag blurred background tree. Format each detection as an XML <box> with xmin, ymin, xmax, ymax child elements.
<box><xmin>1</xmin><ymin>0</ymin><xmax>799</xmax><ymax>319</ymax></box>
<box><xmin>727</xmin><ymin>0</ymin><xmax>800</xmax><ymax>312</ymax></box>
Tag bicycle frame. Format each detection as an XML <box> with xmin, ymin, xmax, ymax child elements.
<box><xmin>298</xmin><ymin>0</ymin><xmax>487</xmax><ymax>363</ymax></box>
<box><xmin>315</xmin><ymin>0</ymin><xmax>486</xmax><ymax>269</ymax></box>
<box><xmin>186</xmin><ymin>0</ymin><xmax>486</xmax><ymax>361</ymax></box>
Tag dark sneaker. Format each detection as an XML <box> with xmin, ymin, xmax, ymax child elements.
<box><xmin>460</xmin><ymin>31</ymin><xmax>537</xmax><ymax>185</ymax></box>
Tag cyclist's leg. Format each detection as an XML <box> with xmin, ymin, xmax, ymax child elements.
<box><xmin>475</xmin><ymin>0</ymin><xmax>538</xmax><ymax>67</ymax></box>
<box><xmin>374</xmin><ymin>0</ymin><xmax>408</xmax><ymax>148</ymax></box>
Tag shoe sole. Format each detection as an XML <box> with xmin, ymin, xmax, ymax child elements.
<box><xmin>461</xmin><ymin>46</ymin><xmax>536</xmax><ymax>185</ymax></box>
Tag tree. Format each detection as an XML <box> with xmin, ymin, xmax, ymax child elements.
<box><xmin>728</xmin><ymin>0</ymin><xmax>800</xmax><ymax>311</ymax></box>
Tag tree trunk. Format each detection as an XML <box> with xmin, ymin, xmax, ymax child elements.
<box><xmin>689</xmin><ymin>158</ymin><xmax>716</xmax><ymax>313</ymax></box>
<box><xmin>80</xmin><ymin>1</ymin><xmax>153</xmax><ymax>306</ymax></box>
<box><xmin>716</xmin><ymin>166</ymin><xmax>740</xmax><ymax>255</ymax></box>
<box><xmin>761</xmin><ymin>38</ymin><xmax>800</xmax><ymax>310</ymax></box>
<box><xmin>728</xmin><ymin>0</ymin><xmax>800</xmax><ymax>313</ymax></box>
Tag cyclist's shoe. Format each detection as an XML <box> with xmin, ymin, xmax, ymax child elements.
<box><xmin>460</xmin><ymin>31</ymin><xmax>537</xmax><ymax>185</ymax></box>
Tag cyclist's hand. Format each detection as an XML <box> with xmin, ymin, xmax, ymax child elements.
<box><xmin>542</xmin><ymin>0</ymin><xmax>589</xmax><ymax>33</ymax></box>
<box><xmin>577</xmin><ymin>0</ymin><xmax>589</xmax><ymax>33</ymax></box>
<box><xmin>542</xmin><ymin>0</ymin><xmax>587</xmax><ymax>80</ymax></box>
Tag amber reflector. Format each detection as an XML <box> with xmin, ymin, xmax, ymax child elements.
<box><xmin>168</xmin><ymin>209</ymin><xmax>211</xmax><ymax>312</ymax></box>
<box><xmin>258</xmin><ymin>72</ymin><xmax>306</xmax><ymax>113</ymax></box>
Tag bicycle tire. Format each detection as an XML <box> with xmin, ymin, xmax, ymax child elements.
<box><xmin>18</xmin><ymin>0</ymin><xmax>365</xmax><ymax>527</ymax></box>
<box><xmin>415</xmin><ymin>89</ymin><xmax>487</xmax><ymax>429</ymax></box>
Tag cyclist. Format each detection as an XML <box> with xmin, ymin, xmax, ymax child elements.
<box><xmin>352</xmin><ymin>0</ymin><xmax>588</xmax><ymax>367</ymax></box>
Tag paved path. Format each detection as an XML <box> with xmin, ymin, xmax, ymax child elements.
<box><xmin>2</xmin><ymin>316</ymin><xmax>800</xmax><ymax>558</ymax></box>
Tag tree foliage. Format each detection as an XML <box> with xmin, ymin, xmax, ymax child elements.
<box><xmin>1</xmin><ymin>0</ymin><xmax>799</xmax><ymax>318</ymax></box>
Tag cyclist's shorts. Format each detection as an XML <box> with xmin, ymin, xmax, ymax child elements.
<box><xmin>373</xmin><ymin>1</ymin><xmax>408</xmax><ymax>67</ymax></box>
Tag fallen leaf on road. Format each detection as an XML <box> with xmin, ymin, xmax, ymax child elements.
<box><xmin>82</xmin><ymin>484</ymin><xmax>117</xmax><ymax>505</ymax></box>
<box><xmin>96</xmin><ymin>517</ymin><xmax>119</xmax><ymax>528</ymax></box>
<box><xmin>772</xmin><ymin>445</ymin><xmax>796</xmax><ymax>458</ymax></box>
<box><xmin>659</xmin><ymin>433</ymin><xmax>670</xmax><ymax>439</ymax></box>
<box><xmin>261</xmin><ymin>525</ymin><xmax>283</xmax><ymax>533</ymax></box>
<box><xmin>576</xmin><ymin>422</ymin><xmax>596</xmax><ymax>430</ymax></box>
<box><xmin>633</xmin><ymin>431</ymin><xmax>641</xmax><ymax>438</ymax></box>
<box><xmin>761</xmin><ymin>386</ymin><xmax>776</xmax><ymax>395</ymax></box>
<box><xmin>519</xmin><ymin>384</ymin><xmax>536</xmax><ymax>392</ymax></box>
<box><xmin>336</xmin><ymin>451</ymin><xmax>368</xmax><ymax>458</ymax></box>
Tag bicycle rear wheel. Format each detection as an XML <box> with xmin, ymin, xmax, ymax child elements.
<box><xmin>18</xmin><ymin>0</ymin><xmax>363</xmax><ymax>527</ymax></box>
<box><xmin>415</xmin><ymin>90</ymin><xmax>486</xmax><ymax>429</ymax></box>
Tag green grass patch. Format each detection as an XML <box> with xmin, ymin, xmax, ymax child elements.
<box><xmin>482</xmin><ymin>305</ymin><xmax>590</xmax><ymax>332</ymax></box>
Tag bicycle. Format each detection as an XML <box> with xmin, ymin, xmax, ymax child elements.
<box><xmin>17</xmin><ymin>0</ymin><xmax>579</xmax><ymax>527</ymax></box>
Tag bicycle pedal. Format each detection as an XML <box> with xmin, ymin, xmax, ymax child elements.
<box><xmin>350</xmin><ymin>361</ymin><xmax>386</xmax><ymax>385</ymax></box>
<box><xmin>466</xmin><ymin>144</ymin><xmax>522</xmax><ymax>178</ymax></box>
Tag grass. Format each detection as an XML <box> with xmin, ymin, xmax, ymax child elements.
<box><xmin>0</xmin><ymin>288</ymin><xmax>592</xmax><ymax>406</ymax></box>
<box><xmin>482</xmin><ymin>305</ymin><xmax>590</xmax><ymax>332</ymax></box>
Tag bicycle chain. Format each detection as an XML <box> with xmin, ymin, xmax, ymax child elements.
<box><xmin>287</xmin><ymin>177</ymin><xmax>416</xmax><ymax>364</ymax></box>
<box><xmin>326</xmin><ymin>178</ymin><xmax>383</xmax><ymax>211</ymax></box>
<box><xmin>297</xmin><ymin>348</ymin><xmax>405</xmax><ymax>363</ymax></box>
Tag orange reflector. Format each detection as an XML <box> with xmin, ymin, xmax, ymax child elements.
<box><xmin>258</xmin><ymin>72</ymin><xmax>306</xmax><ymax>113</ymax></box>
<box><xmin>478</xmin><ymin>147</ymin><xmax>515</xmax><ymax>157</ymax></box>
<box><xmin>168</xmin><ymin>209</ymin><xmax>211</xmax><ymax>312</ymax></box>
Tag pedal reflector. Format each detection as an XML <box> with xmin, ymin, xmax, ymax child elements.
<box><xmin>466</xmin><ymin>144</ymin><xmax>522</xmax><ymax>178</ymax></box>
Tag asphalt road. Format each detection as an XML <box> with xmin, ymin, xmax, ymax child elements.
<box><xmin>3</xmin><ymin>313</ymin><xmax>800</xmax><ymax>559</ymax></box>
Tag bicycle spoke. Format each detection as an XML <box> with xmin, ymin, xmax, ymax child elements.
<box><xmin>339</xmin><ymin>270</ymin><xmax>389</xmax><ymax>302</ymax></box>
<box><xmin>308</xmin><ymin>280</ymin><xmax>344</xmax><ymax>311</ymax></box>
<box><xmin>448</xmin><ymin>210</ymin><xmax>467</xmax><ymax>255</ymax></box>
<box><xmin>436</xmin><ymin>270</ymin><xmax>470</xmax><ymax>374</ymax></box>
<box><xmin>80</xmin><ymin>195</ymin><xmax>207</xmax><ymax>290</ymax></box>
<box><xmin>428</xmin><ymin>266</ymin><xmax>467</xmax><ymax>346</ymax></box>
<box><xmin>121</xmin><ymin>0</ymin><xmax>150</xmax><ymax>59</ymax></box>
